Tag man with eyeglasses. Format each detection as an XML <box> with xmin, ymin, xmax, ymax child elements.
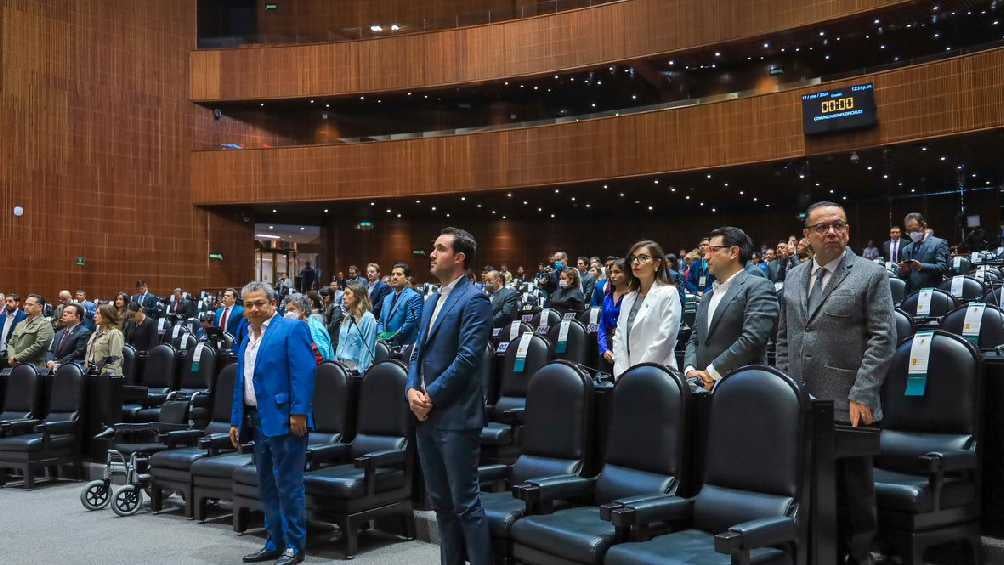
<box><xmin>684</xmin><ymin>227</ymin><xmax>778</xmax><ymax>391</ymax></box>
<box><xmin>7</xmin><ymin>294</ymin><xmax>55</xmax><ymax>370</ymax></box>
<box><xmin>777</xmin><ymin>201</ymin><xmax>896</xmax><ymax>565</ymax></box>
<box><xmin>898</xmin><ymin>212</ymin><xmax>950</xmax><ymax>294</ymax></box>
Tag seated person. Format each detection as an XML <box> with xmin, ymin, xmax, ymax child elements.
<box><xmin>123</xmin><ymin>302</ymin><xmax>159</xmax><ymax>352</ymax></box>
<box><xmin>46</xmin><ymin>303</ymin><xmax>91</xmax><ymax>371</ymax></box>
<box><xmin>547</xmin><ymin>267</ymin><xmax>586</xmax><ymax>313</ymax></box>
<box><xmin>283</xmin><ymin>293</ymin><xmax>335</xmax><ymax>362</ymax></box>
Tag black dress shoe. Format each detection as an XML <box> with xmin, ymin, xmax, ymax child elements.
<box><xmin>275</xmin><ymin>548</ymin><xmax>305</xmax><ymax>565</ymax></box>
<box><xmin>242</xmin><ymin>547</ymin><xmax>282</xmax><ymax>563</ymax></box>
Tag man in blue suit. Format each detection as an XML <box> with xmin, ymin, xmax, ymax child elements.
<box><xmin>0</xmin><ymin>294</ymin><xmax>27</xmax><ymax>369</ymax></box>
<box><xmin>215</xmin><ymin>288</ymin><xmax>247</xmax><ymax>343</ymax></box>
<box><xmin>366</xmin><ymin>262</ymin><xmax>392</xmax><ymax>320</ymax></box>
<box><xmin>685</xmin><ymin>238</ymin><xmax>715</xmax><ymax>294</ymax></box>
<box><xmin>407</xmin><ymin>227</ymin><xmax>493</xmax><ymax>565</ymax></box>
<box><xmin>377</xmin><ymin>262</ymin><xmax>424</xmax><ymax>347</ymax></box>
<box><xmin>898</xmin><ymin>212</ymin><xmax>950</xmax><ymax>294</ymax></box>
<box><xmin>229</xmin><ymin>281</ymin><xmax>316</xmax><ymax>565</ymax></box>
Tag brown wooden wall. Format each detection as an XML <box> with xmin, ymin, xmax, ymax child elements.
<box><xmin>192</xmin><ymin>48</ymin><xmax>1004</xmax><ymax>207</ymax></box>
<box><xmin>191</xmin><ymin>0</ymin><xmax>911</xmax><ymax>101</ymax></box>
<box><xmin>0</xmin><ymin>0</ymin><xmax>251</xmax><ymax>300</ymax></box>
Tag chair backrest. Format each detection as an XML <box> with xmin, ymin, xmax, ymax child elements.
<box><xmin>495</xmin><ymin>333</ymin><xmax>550</xmax><ymax>414</ymax></box>
<box><xmin>692</xmin><ymin>367</ymin><xmax>808</xmax><ymax>534</ymax></box>
<box><xmin>312</xmin><ymin>361</ymin><xmax>353</xmax><ymax>442</ymax></box>
<box><xmin>178</xmin><ymin>342</ymin><xmax>217</xmax><ymax>391</ymax></box>
<box><xmin>889</xmin><ymin>277</ymin><xmax>907</xmax><ymax>306</ymax></box>
<box><xmin>939</xmin><ymin>303</ymin><xmax>1004</xmax><ymax>350</ymax></box>
<box><xmin>494</xmin><ymin>321</ymin><xmax>532</xmax><ymax>347</ymax></box>
<box><xmin>595</xmin><ymin>364</ymin><xmax>688</xmax><ymax>505</ymax></box>
<box><xmin>546</xmin><ymin>319</ymin><xmax>589</xmax><ymax>366</ymax></box>
<box><xmin>350</xmin><ymin>360</ymin><xmax>410</xmax><ymax>459</ymax></box>
<box><xmin>0</xmin><ymin>363</ymin><xmax>44</xmax><ymax>421</ymax></box>
<box><xmin>479</xmin><ymin>345</ymin><xmax>498</xmax><ymax>405</ymax></box>
<box><xmin>900</xmin><ymin>288</ymin><xmax>957</xmax><ymax>319</ymax></box>
<box><xmin>511</xmin><ymin>362</ymin><xmax>594</xmax><ymax>484</ymax></box>
<box><xmin>373</xmin><ymin>340</ymin><xmax>391</xmax><ymax>365</ymax></box>
<box><xmin>531</xmin><ymin>308</ymin><xmax>562</xmax><ymax>335</ymax></box>
<box><xmin>576</xmin><ymin>306</ymin><xmax>602</xmax><ymax>332</ymax></box>
<box><xmin>121</xmin><ymin>345</ymin><xmax>137</xmax><ymax>384</ymax></box>
<box><xmin>938</xmin><ymin>276</ymin><xmax>986</xmax><ymax>303</ymax></box>
<box><xmin>878</xmin><ymin>331</ymin><xmax>980</xmax><ymax>473</ymax></box>
<box><xmin>204</xmin><ymin>363</ymin><xmax>237</xmax><ymax>434</ymax></box>
<box><xmin>47</xmin><ymin>363</ymin><xmax>85</xmax><ymax>424</ymax></box>
<box><xmin>894</xmin><ymin>308</ymin><xmax>914</xmax><ymax>343</ymax></box>
<box><xmin>142</xmin><ymin>343</ymin><xmax>178</xmax><ymax>390</ymax></box>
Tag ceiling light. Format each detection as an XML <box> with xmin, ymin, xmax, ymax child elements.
<box><xmin>549</xmin><ymin>213</ymin><xmax>556</xmax><ymax>219</ymax></box>
<box><xmin>390</xmin><ymin>24</ymin><xmax>400</xmax><ymax>31</ymax></box>
<box><xmin>618</xmin><ymin>193</ymin><xmax>625</xmax><ymax>197</ymax></box>
<box><xmin>259</xmin><ymin>103</ymin><xmax>264</xmax><ymax>107</ymax></box>
<box><xmin>256</xmin><ymin>234</ymin><xmax>280</xmax><ymax>240</ymax></box>
<box><xmin>272</xmin><ymin>209</ymin><xmax>277</xmax><ymax>213</ymax></box>
<box><xmin>685</xmin><ymin>195</ymin><xmax>691</xmax><ymax>200</ymax></box>
<box><xmin>940</xmin><ymin>156</ymin><xmax>947</xmax><ymax>161</ymax></box>
<box><xmin>537</xmin><ymin>207</ymin><xmax>543</xmax><ymax>212</ymax></box>
<box><xmin>431</xmin><ymin>206</ymin><xmax>437</xmax><ymax>211</ymax></box>
<box><xmin>635</xmin><ymin>200</ymin><xmax>641</xmax><ymax>204</ymax></box>
<box><xmin>739</xmin><ymin>191</ymin><xmax>744</xmax><ymax>195</ymax></box>
<box><xmin>407</xmin><ymin>92</ymin><xmax>412</xmax><ymax>96</ymax></box>
<box><xmin>460</xmin><ymin>196</ymin><xmax>466</xmax><ymax>201</ymax></box>
<box><xmin>415</xmin><ymin>199</ymin><xmax>421</xmax><ymax>203</ymax></box>
<box><xmin>653</xmin><ymin>179</ymin><xmax>659</xmax><ymax>184</ymax></box>
<box><xmin>268</xmin><ymin>225</ymin><xmax>274</xmax><ymax>229</ymax></box>
<box><xmin>323</xmin><ymin>209</ymin><xmax>329</xmax><ymax>213</ymax></box>
<box><xmin>668</xmin><ymin>60</ymin><xmax>675</xmax><ymax>66</ymax></box>
<box><xmin>602</xmin><ymin>184</ymin><xmax>608</xmax><ymax>189</ymax></box>
<box><xmin>585</xmin><ymin>204</ymin><xmax>591</xmax><ymax>208</ymax></box>
<box><xmin>670</xmin><ymin>188</ymin><xmax>676</xmax><ymax>192</ymax></box>
<box><xmin>570</xmin><ymin>196</ymin><xmax>576</xmax><ymax>201</ymax></box>
<box><xmin>299</xmin><ymin>226</ymin><xmax>305</xmax><ymax>231</ymax></box>
<box><xmin>763</xmin><ymin>42</ymin><xmax>770</xmax><ymax>48</ymax></box>
<box><xmin>476</xmin><ymin>204</ymin><xmax>482</xmax><ymax>208</ymax></box>
<box><xmin>714</xmin><ymin>51</ymin><xmax>721</xmax><ymax>57</ymax></box>
<box><xmin>501</xmin><ymin>215</ymin><xmax>507</xmax><ymax>219</ymax></box>
<box><xmin>506</xmin><ymin>192</ymin><xmax>512</xmax><ymax>198</ymax></box>
<box><xmin>385</xmin><ymin>209</ymin><xmax>391</xmax><ymax>213</ymax></box>
<box><xmin>867</xmin><ymin>166</ymin><xmax>873</xmax><ymax>170</ymax></box>
<box><xmin>504</xmin><ymin>81</ymin><xmax>509</xmax><ymax>86</ymax></box>
<box><xmin>647</xmin><ymin>205</ymin><xmax>653</xmax><ymax>210</ymax></box>
<box><xmin>370</xmin><ymin>25</ymin><xmax>382</xmax><ymax>32</ymax></box>
<box><xmin>711</xmin><ymin>208</ymin><xmax>717</xmax><ymax>213</ymax></box>
<box><xmin>309</xmin><ymin>99</ymin><xmax>314</xmax><ymax>104</ymax></box>
<box><xmin>370</xmin><ymin>202</ymin><xmax>375</xmax><ymax>206</ymax></box>
<box><xmin>699</xmin><ymin>202</ymin><xmax>705</xmax><ymax>206</ymax></box>
<box><xmin>523</xmin><ymin>201</ymin><xmax>528</xmax><ymax>205</ymax></box>
<box><xmin>554</xmin><ymin>188</ymin><xmax>560</xmax><ymax>193</ymax></box>
<box><xmin>706</xmin><ymin>174</ymin><xmax>712</xmax><ymax>179</ymax></box>
<box><xmin>396</xmin><ymin>213</ymin><xmax>402</xmax><ymax>218</ymax></box>
<box><xmin>446</xmin><ymin>213</ymin><xmax>451</xmax><ymax>218</ymax></box>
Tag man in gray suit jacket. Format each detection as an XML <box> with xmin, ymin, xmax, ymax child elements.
<box><xmin>484</xmin><ymin>270</ymin><xmax>518</xmax><ymax>326</ymax></box>
<box><xmin>777</xmin><ymin>201</ymin><xmax>896</xmax><ymax>565</ymax></box>
<box><xmin>898</xmin><ymin>212</ymin><xmax>950</xmax><ymax>294</ymax></box>
<box><xmin>684</xmin><ymin>227</ymin><xmax>778</xmax><ymax>390</ymax></box>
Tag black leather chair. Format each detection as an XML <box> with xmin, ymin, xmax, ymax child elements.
<box><xmin>122</xmin><ymin>344</ymin><xmax>137</xmax><ymax>386</ymax></box>
<box><xmin>939</xmin><ymin>303</ymin><xmax>1004</xmax><ymax>351</ymax></box>
<box><xmin>0</xmin><ymin>363</ymin><xmax>86</xmax><ymax>489</ymax></box>
<box><xmin>509</xmin><ymin>363</ymin><xmax>692</xmax><ymax>565</ymax></box>
<box><xmin>373</xmin><ymin>340</ymin><xmax>391</xmax><ymax>365</ymax></box>
<box><xmin>576</xmin><ymin>306</ymin><xmax>602</xmax><ymax>368</ymax></box>
<box><xmin>872</xmin><ymin>331</ymin><xmax>982</xmax><ymax>564</ymax></box>
<box><xmin>546</xmin><ymin>319</ymin><xmax>589</xmax><ymax>367</ymax></box>
<box><xmin>938</xmin><ymin>276</ymin><xmax>985</xmax><ymax>303</ymax></box>
<box><xmin>889</xmin><ymin>278</ymin><xmax>907</xmax><ymax>307</ymax></box>
<box><xmin>532</xmin><ymin>308</ymin><xmax>562</xmax><ymax>337</ymax></box>
<box><xmin>176</xmin><ymin>342</ymin><xmax>217</xmax><ymax>400</ymax></box>
<box><xmin>952</xmin><ymin>257</ymin><xmax>972</xmax><ymax>276</ymax></box>
<box><xmin>232</xmin><ymin>361</ymin><xmax>358</xmax><ymax>532</ymax></box>
<box><xmin>895</xmin><ymin>308</ymin><xmax>915</xmax><ymax>344</ymax></box>
<box><xmin>602</xmin><ymin>366</ymin><xmax>810</xmax><ymax>565</ymax></box>
<box><xmin>900</xmin><ymin>289</ymin><xmax>957</xmax><ymax>325</ymax></box>
<box><xmin>479</xmin><ymin>361</ymin><xmax>594</xmax><ymax>564</ymax></box>
<box><xmin>304</xmin><ymin>360</ymin><xmax>414</xmax><ymax>559</ymax></box>
<box><xmin>481</xmin><ymin>332</ymin><xmax>550</xmax><ymax>466</ymax></box>
<box><xmin>148</xmin><ymin>363</ymin><xmax>233</xmax><ymax>518</ymax></box>
<box><xmin>121</xmin><ymin>343</ymin><xmax>178</xmax><ymax>422</ymax></box>
<box><xmin>0</xmin><ymin>363</ymin><xmax>44</xmax><ymax>426</ymax></box>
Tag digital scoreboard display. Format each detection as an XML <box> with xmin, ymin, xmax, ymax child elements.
<box><xmin>802</xmin><ymin>83</ymin><xmax>877</xmax><ymax>135</ymax></box>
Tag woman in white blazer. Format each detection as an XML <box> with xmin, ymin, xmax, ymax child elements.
<box><xmin>612</xmin><ymin>239</ymin><xmax>682</xmax><ymax>378</ymax></box>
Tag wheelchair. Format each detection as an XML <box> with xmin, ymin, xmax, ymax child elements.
<box><xmin>80</xmin><ymin>399</ymin><xmax>193</xmax><ymax>517</ymax></box>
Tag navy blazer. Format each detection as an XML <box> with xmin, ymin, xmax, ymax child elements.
<box><xmin>406</xmin><ymin>276</ymin><xmax>491</xmax><ymax>431</ymax></box>
<box><xmin>215</xmin><ymin>305</ymin><xmax>246</xmax><ymax>336</ymax></box>
<box><xmin>378</xmin><ymin>287</ymin><xmax>424</xmax><ymax>346</ymax></box>
<box><xmin>48</xmin><ymin>324</ymin><xmax>92</xmax><ymax>365</ymax></box>
<box><xmin>0</xmin><ymin>309</ymin><xmax>27</xmax><ymax>347</ymax></box>
<box><xmin>230</xmin><ymin>316</ymin><xmax>317</xmax><ymax>438</ymax></box>
<box><xmin>369</xmin><ymin>281</ymin><xmax>392</xmax><ymax>319</ymax></box>
<box><xmin>901</xmin><ymin>235</ymin><xmax>950</xmax><ymax>293</ymax></box>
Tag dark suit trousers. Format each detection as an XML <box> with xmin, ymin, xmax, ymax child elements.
<box><xmin>248</xmin><ymin>408</ymin><xmax>308</xmax><ymax>554</ymax></box>
<box><xmin>416</xmin><ymin>424</ymin><xmax>492</xmax><ymax>565</ymax></box>
<box><xmin>837</xmin><ymin>454</ymin><xmax>878</xmax><ymax>561</ymax></box>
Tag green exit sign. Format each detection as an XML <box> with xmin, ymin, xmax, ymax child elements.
<box><xmin>209</xmin><ymin>252</ymin><xmax>224</xmax><ymax>262</ymax></box>
<box><xmin>75</xmin><ymin>256</ymin><xmax>86</xmax><ymax>267</ymax></box>
<box><xmin>265</xmin><ymin>3</ymin><xmax>279</xmax><ymax>11</ymax></box>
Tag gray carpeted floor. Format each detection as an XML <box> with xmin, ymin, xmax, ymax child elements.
<box><xmin>0</xmin><ymin>480</ymin><xmax>441</xmax><ymax>565</ymax></box>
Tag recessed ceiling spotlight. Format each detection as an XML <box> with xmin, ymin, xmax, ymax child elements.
<box><xmin>323</xmin><ymin>209</ymin><xmax>329</xmax><ymax>213</ymax></box>
<box><xmin>272</xmin><ymin>209</ymin><xmax>277</xmax><ymax>213</ymax></box>
<box><xmin>369</xmin><ymin>202</ymin><xmax>375</xmax><ymax>206</ymax></box>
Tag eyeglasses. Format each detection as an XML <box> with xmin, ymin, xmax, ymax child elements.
<box><xmin>629</xmin><ymin>254</ymin><xmax>653</xmax><ymax>264</ymax></box>
<box><xmin>805</xmin><ymin>221</ymin><xmax>848</xmax><ymax>234</ymax></box>
<box><xmin>244</xmin><ymin>300</ymin><xmax>271</xmax><ymax>309</ymax></box>
<box><xmin>707</xmin><ymin>245</ymin><xmax>734</xmax><ymax>253</ymax></box>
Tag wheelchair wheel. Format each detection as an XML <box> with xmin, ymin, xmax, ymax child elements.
<box><xmin>80</xmin><ymin>480</ymin><xmax>111</xmax><ymax>511</ymax></box>
<box><xmin>111</xmin><ymin>485</ymin><xmax>143</xmax><ymax>517</ymax></box>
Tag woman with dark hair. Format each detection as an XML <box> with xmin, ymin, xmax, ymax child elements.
<box><xmin>123</xmin><ymin>302</ymin><xmax>158</xmax><ymax>352</ymax></box>
<box><xmin>113</xmin><ymin>292</ymin><xmax>130</xmax><ymax>321</ymax></box>
<box><xmin>547</xmin><ymin>267</ymin><xmax>585</xmax><ymax>312</ymax></box>
<box><xmin>598</xmin><ymin>259</ymin><xmax>628</xmax><ymax>373</ymax></box>
<box><xmin>86</xmin><ymin>304</ymin><xmax>125</xmax><ymax>376</ymax></box>
<box><xmin>612</xmin><ymin>240</ymin><xmax>681</xmax><ymax>378</ymax></box>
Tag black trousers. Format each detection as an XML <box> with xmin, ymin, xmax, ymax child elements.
<box><xmin>837</xmin><ymin>455</ymin><xmax>878</xmax><ymax>562</ymax></box>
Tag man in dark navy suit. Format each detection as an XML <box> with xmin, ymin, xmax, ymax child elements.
<box><xmin>229</xmin><ymin>281</ymin><xmax>316</xmax><ymax>565</ymax></box>
<box><xmin>407</xmin><ymin>227</ymin><xmax>493</xmax><ymax>565</ymax></box>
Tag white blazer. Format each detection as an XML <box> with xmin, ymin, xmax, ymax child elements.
<box><xmin>612</xmin><ymin>282</ymin><xmax>681</xmax><ymax>377</ymax></box>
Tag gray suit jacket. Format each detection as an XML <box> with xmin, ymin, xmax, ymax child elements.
<box><xmin>776</xmin><ymin>250</ymin><xmax>896</xmax><ymax>423</ymax></box>
<box><xmin>900</xmin><ymin>235</ymin><xmax>950</xmax><ymax>293</ymax></box>
<box><xmin>684</xmin><ymin>270</ymin><xmax>779</xmax><ymax>377</ymax></box>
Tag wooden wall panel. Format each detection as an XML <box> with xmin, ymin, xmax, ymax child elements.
<box><xmin>0</xmin><ymin>0</ymin><xmax>251</xmax><ymax>300</ymax></box>
<box><xmin>192</xmin><ymin>49</ymin><xmax>1004</xmax><ymax>206</ymax></box>
<box><xmin>191</xmin><ymin>0</ymin><xmax>912</xmax><ymax>101</ymax></box>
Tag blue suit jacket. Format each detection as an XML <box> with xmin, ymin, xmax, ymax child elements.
<box><xmin>230</xmin><ymin>316</ymin><xmax>317</xmax><ymax>438</ymax></box>
<box><xmin>379</xmin><ymin>287</ymin><xmax>424</xmax><ymax>346</ymax></box>
<box><xmin>406</xmin><ymin>276</ymin><xmax>491</xmax><ymax>431</ymax></box>
<box><xmin>215</xmin><ymin>305</ymin><xmax>245</xmax><ymax>335</ymax></box>
<box><xmin>685</xmin><ymin>260</ymin><xmax>715</xmax><ymax>293</ymax></box>
<box><xmin>0</xmin><ymin>309</ymin><xmax>27</xmax><ymax>347</ymax></box>
<box><xmin>369</xmin><ymin>281</ymin><xmax>392</xmax><ymax>319</ymax></box>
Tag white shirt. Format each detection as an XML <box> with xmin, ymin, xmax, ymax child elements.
<box><xmin>426</xmin><ymin>274</ymin><xmax>465</xmax><ymax>341</ymax></box>
<box><xmin>810</xmin><ymin>251</ymin><xmax>846</xmax><ymax>294</ymax></box>
<box><xmin>686</xmin><ymin>270</ymin><xmax>741</xmax><ymax>382</ymax></box>
<box><xmin>243</xmin><ymin>313</ymin><xmax>277</xmax><ymax>407</ymax></box>
<box><xmin>889</xmin><ymin>240</ymin><xmax>901</xmax><ymax>263</ymax></box>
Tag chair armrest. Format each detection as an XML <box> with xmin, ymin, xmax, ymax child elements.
<box><xmin>110</xmin><ymin>422</ymin><xmax>161</xmax><ymax>437</ymax></box>
<box><xmin>922</xmin><ymin>450</ymin><xmax>977</xmax><ymax>473</ymax></box>
<box><xmin>190</xmin><ymin>391</ymin><xmax>212</xmax><ymax>408</ymax></box>
<box><xmin>714</xmin><ymin>516</ymin><xmax>797</xmax><ymax>555</ymax></box>
<box><xmin>0</xmin><ymin>419</ymin><xmax>42</xmax><ymax>437</ymax></box>
<box><xmin>610</xmin><ymin>495</ymin><xmax>693</xmax><ymax>529</ymax></box>
<box><xmin>306</xmin><ymin>443</ymin><xmax>351</xmax><ymax>470</ymax></box>
<box><xmin>499</xmin><ymin>409</ymin><xmax>525</xmax><ymax>426</ymax></box>
<box><xmin>478</xmin><ymin>464</ymin><xmax>510</xmax><ymax>484</ymax></box>
<box><xmin>354</xmin><ymin>448</ymin><xmax>408</xmax><ymax>496</ymax></box>
<box><xmin>198</xmin><ymin>432</ymin><xmax>235</xmax><ymax>454</ymax></box>
<box><xmin>36</xmin><ymin>420</ymin><xmax>76</xmax><ymax>435</ymax></box>
<box><xmin>159</xmin><ymin>429</ymin><xmax>203</xmax><ymax>447</ymax></box>
<box><xmin>512</xmin><ymin>474</ymin><xmax>596</xmax><ymax>513</ymax></box>
<box><xmin>120</xmin><ymin>385</ymin><xmax>148</xmax><ymax>403</ymax></box>
<box><xmin>599</xmin><ymin>493</ymin><xmax>676</xmax><ymax>522</ymax></box>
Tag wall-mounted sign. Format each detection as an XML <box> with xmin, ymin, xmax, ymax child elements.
<box><xmin>209</xmin><ymin>252</ymin><xmax>224</xmax><ymax>262</ymax></box>
<box><xmin>802</xmin><ymin>83</ymin><xmax>877</xmax><ymax>135</ymax></box>
<box><xmin>75</xmin><ymin>256</ymin><xmax>86</xmax><ymax>267</ymax></box>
